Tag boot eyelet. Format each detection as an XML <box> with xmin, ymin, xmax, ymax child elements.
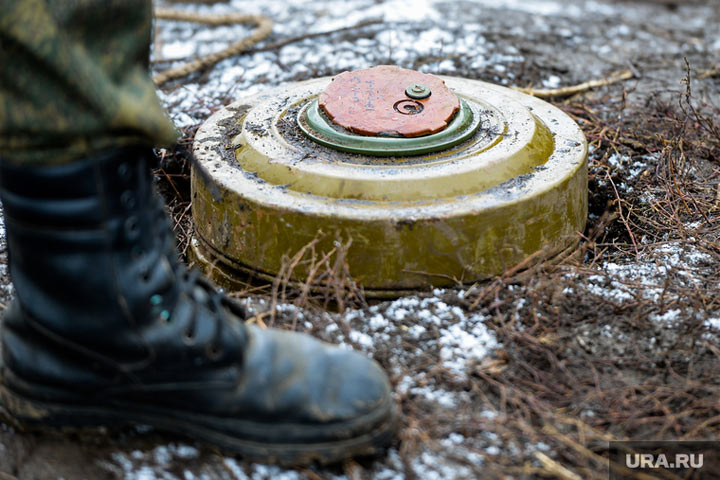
<box><xmin>125</xmin><ymin>216</ymin><xmax>140</xmax><ymax>239</ymax></box>
<box><xmin>183</xmin><ymin>331</ymin><xmax>196</xmax><ymax>346</ymax></box>
<box><xmin>206</xmin><ymin>344</ymin><xmax>223</xmax><ymax>360</ymax></box>
<box><xmin>159</xmin><ymin>310</ymin><xmax>171</xmax><ymax>323</ymax></box>
<box><xmin>140</xmin><ymin>269</ymin><xmax>151</xmax><ymax>282</ymax></box>
<box><xmin>117</xmin><ymin>163</ymin><xmax>131</xmax><ymax>180</ymax></box>
<box><xmin>120</xmin><ymin>191</ymin><xmax>136</xmax><ymax>209</ymax></box>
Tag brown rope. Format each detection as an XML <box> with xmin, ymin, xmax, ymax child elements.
<box><xmin>152</xmin><ymin>7</ymin><xmax>273</xmax><ymax>86</ymax></box>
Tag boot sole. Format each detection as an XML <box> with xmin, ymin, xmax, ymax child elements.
<box><xmin>0</xmin><ymin>382</ymin><xmax>398</xmax><ymax>466</ymax></box>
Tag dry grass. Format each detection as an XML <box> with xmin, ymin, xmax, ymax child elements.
<box><xmin>440</xmin><ymin>65</ymin><xmax>720</xmax><ymax>479</ymax></box>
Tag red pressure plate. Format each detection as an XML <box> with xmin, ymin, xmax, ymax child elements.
<box><xmin>318</xmin><ymin>65</ymin><xmax>460</xmax><ymax>138</ymax></box>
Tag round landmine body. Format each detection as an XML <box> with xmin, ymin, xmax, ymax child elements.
<box><xmin>191</xmin><ymin>67</ymin><xmax>587</xmax><ymax>296</ymax></box>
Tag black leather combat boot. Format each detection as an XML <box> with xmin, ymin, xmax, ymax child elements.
<box><xmin>0</xmin><ymin>147</ymin><xmax>396</xmax><ymax>465</ymax></box>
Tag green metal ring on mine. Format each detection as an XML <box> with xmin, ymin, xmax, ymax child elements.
<box><xmin>297</xmin><ymin>98</ymin><xmax>481</xmax><ymax>157</ymax></box>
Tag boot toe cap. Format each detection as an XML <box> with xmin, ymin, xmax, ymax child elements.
<box><xmin>242</xmin><ymin>326</ymin><xmax>394</xmax><ymax>426</ymax></box>
<box><xmin>323</xmin><ymin>349</ymin><xmax>392</xmax><ymax>420</ymax></box>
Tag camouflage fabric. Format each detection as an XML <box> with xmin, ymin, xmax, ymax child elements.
<box><xmin>0</xmin><ymin>0</ymin><xmax>178</xmax><ymax>166</ymax></box>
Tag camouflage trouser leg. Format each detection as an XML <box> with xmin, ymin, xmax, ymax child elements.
<box><xmin>0</xmin><ymin>0</ymin><xmax>177</xmax><ymax>166</ymax></box>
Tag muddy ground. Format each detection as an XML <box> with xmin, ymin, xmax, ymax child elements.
<box><xmin>1</xmin><ymin>0</ymin><xmax>720</xmax><ymax>478</ymax></box>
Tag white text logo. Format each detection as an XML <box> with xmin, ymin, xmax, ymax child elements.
<box><xmin>626</xmin><ymin>453</ymin><xmax>703</xmax><ymax>469</ymax></box>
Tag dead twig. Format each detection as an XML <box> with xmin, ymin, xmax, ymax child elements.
<box><xmin>534</xmin><ymin>451</ymin><xmax>583</xmax><ymax>480</ymax></box>
<box><xmin>698</xmin><ymin>65</ymin><xmax>719</xmax><ymax>80</ymax></box>
<box><xmin>514</xmin><ymin>69</ymin><xmax>634</xmax><ymax>98</ymax></box>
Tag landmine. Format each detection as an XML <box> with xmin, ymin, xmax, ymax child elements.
<box><xmin>191</xmin><ymin>66</ymin><xmax>587</xmax><ymax>297</ymax></box>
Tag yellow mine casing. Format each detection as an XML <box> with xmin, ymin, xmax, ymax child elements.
<box><xmin>191</xmin><ymin>73</ymin><xmax>587</xmax><ymax>296</ymax></box>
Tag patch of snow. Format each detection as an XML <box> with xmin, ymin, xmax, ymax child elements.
<box><xmin>348</xmin><ymin>329</ymin><xmax>374</xmax><ymax>348</ymax></box>
<box><xmin>543</xmin><ymin>75</ymin><xmax>561</xmax><ymax>88</ymax></box>
<box><xmin>705</xmin><ymin>318</ymin><xmax>720</xmax><ymax>330</ymax></box>
<box><xmin>535</xmin><ymin>442</ymin><xmax>551</xmax><ymax>451</ymax></box>
<box><xmin>650</xmin><ymin>309</ymin><xmax>682</xmax><ymax>325</ymax></box>
<box><xmin>407</xmin><ymin>324</ymin><xmax>427</xmax><ymax>338</ymax></box>
<box><xmin>135</xmin><ymin>466</ymin><xmax>157</xmax><ymax>480</ymax></box>
<box><xmin>369</xmin><ymin>313</ymin><xmax>391</xmax><ymax>329</ymax></box>
<box><xmin>443</xmin><ymin>432</ymin><xmax>466</xmax><ymax>445</ymax></box>
<box><xmin>246</xmin><ymin>464</ymin><xmax>302</xmax><ymax>480</ymax></box>
<box><xmin>569</xmin><ymin>240</ymin><xmax>714</xmax><ymax>306</ymax></box>
<box><xmin>607</xmin><ymin>152</ymin><xmax>627</xmax><ymax>168</ymax></box>
<box><xmin>108</xmin><ymin>444</ymin><xmax>201</xmax><ymax>480</ymax></box>
<box><xmin>439</xmin><ymin>321</ymin><xmax>497</xmax><ymax>378</ymax></box>
<box><xmin>221</xmin><ymin>458</ymin><xmax>248</xmax><ymax>480</ymax></box>
<box><xmin>460</xmin><ymin>0</ymin><xmax>617</xmax><ymax>18</ymax></box>
<box><xmin>409</xmin><ymin>384</ymin><xmax>460</xmax><ymax>408</ymax></box>
<box><xmin>411</xmin><ymin>449</ymin><xmax>474</xmax><ymax>480</ymax></box>
<box><xmin>220</xmin><ymin>458</ymin><xmax>308</xmax><ymax>480</ymax></box>
<box><xmin>342</xmin><ymin>294</ymin><xmax>499</xmax><ymax>383</ymax></box>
